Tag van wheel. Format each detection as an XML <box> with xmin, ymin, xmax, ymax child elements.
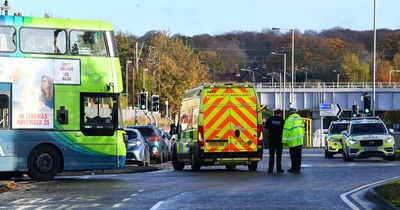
<box><xmin>191</xmin><ymin>151</ymin><xmax>201</xmax><ymax>171</ymax></box>
<box><xmin>172</xmin><ymin>149</ymin><xmax>184</xmax><ymax>170</ymax></box>
<box><xmin>225</xmin><ymin>165</ymin><xmax>236</xmax><ymax>170</ymax></box>
<box><xmin>28</xmin><ymin>145</ymin><xmax>62</xmax><ymax>181</ymax></box>
<box><xmin>248</xmin><ymin>161</ymin><xmax>258</xmax><ymax>171</ymax></box>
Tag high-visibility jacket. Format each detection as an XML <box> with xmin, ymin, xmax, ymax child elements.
<box><xmin>282</xmin><ymin>113</ymin><xmax>305</xmax><ymax>148</ymax></box>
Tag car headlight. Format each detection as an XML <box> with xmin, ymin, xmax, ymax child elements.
<box><xmin>348</xmin><ymin>139</ymin><xmax>358</xmax><ymax>144</ymax></box>
<box><xmin>385</xmin><ymin>137</ymin><xmax>394</xmax><ymax>144</ymax></box>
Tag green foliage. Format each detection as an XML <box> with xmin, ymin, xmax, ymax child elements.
<box><xmin>340</xmin><ymin>53</ymin><xmax>370</xmax><ymax>82</ymax></box>
<box><xmin>120</xmin><ymin>95</ymin><xmax>128</xmax><ymax>108</ymax></box>
<box><xmin>375</xmin><ymin>180</ymin><xmax>400</xmax><ymax>207</ymax></box>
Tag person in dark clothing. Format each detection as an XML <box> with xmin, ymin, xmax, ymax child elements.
<box><xmin>265</xmin><ymin>109</ymin><xmax>285</xmax><ymax>173</ymax></box>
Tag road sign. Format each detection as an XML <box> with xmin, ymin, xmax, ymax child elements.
<box><xmin>319</xmin><ymin>103</ymin><xmax>342</xmax><ymax>117</ymax></box>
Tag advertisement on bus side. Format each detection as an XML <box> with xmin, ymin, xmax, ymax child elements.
<box><xmin>0</xmin><ymin>57</ymin><xmax>80</xmax><ymax>129</ymax></box>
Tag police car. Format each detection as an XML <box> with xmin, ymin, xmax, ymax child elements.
<box><xmin>324</xmin><ymin>120</ymin><xmax>349</xmax><ymax>158</ymax></box>
<box><xmin>341</xmin><ymin>117</ymin><xmax>396</xmax><ymax>161</ymax></box>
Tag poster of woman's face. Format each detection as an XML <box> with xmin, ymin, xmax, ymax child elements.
<box><xmin>0</xmin><ymin>57</ymin><xmax>80</xmax><ymax>129</ymax></box>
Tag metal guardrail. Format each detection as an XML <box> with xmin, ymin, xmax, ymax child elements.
<box><xmin>256</xmin><ymin>82</ymin><xmax>400</xmax><ymax>89</ymax></box>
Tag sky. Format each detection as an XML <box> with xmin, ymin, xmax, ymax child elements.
<box><xmin>5</xmin><ymin>0</ymin><xmax>400</xmax><ymax>36</ymax></box>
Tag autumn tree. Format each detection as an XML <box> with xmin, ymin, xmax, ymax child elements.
<box><xmin>148</xmin><ymin>32</ymin><xmax>210</xmax><ymax>115</ymax></box>
<box><xmin>340</xmin><ymin>53</ymin><xmax>370</xmax><ymax>82</ymax></box>
<box><xmin>376</xmin><ymin>57</ymin><xmax>393</xmax><ymax>82</ymax></box>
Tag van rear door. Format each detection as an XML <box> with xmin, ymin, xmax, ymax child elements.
<box><xmin>203</xmin><ymin>86</ymin><xmax>258</xmax><ymax>153</ymax></box>
<box><xmin>228</xmin><ymin>87</ymin><xmax>258</xmax><ymax>153</ymax></box>
<box><xmin>203</xmin><ymin>87</ymin><xmax>231</xmax><ymax>153</ymax></box>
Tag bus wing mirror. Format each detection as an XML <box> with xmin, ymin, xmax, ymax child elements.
<box><xmin>57</xmin><ymin>106</ymin><xmax>69</xmax><ymax>124</ymax></box>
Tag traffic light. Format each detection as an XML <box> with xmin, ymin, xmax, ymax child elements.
<box><xmin>352</xmin><ymin>104</ymin><xmax>358</xmax><ymax>117</ymax></box>
<box><xmin>139</xmin><ymin>92</ymin><xmax>147</xmax><ymax>110</ymax></box>
<box><xmin>152</xmin><ymin>95</ymin><xmax>160</xmax><ymax>112</ymax></box>
<box><xmin>363</xmin><ymin>96</ymin><xmax>371</xmax><ymax>115</ymax></box>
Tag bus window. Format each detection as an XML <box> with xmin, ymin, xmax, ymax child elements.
<box><xmin>70</xmin><ymin>31</ymin><xmax>107</xmax><ymax>56</ymax></box>
<box><xmin>105</xmin><ymin>31</ymin><xmax>118</xmax><ymax>57</ymax></box>
<box><xmin>0</xmin><ymin>26</ymin><xmax>16</xmax><ymax>52</ymax></box>
<box><xmin>0</xmin><ymin>94</ymin><xmax>9</xmax><ymax>129</ymax></box>
<box><xmin>81</xmin><ymin>94</ymin><xmax>116</xmax><ymax>136</ymax></box>
<box><xmin>20</xmin><ymin>28</ymin><xmax>66</xmax><ymax>54</ymax></box>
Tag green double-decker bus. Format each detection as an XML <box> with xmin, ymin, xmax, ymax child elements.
<box><xmin>0</xmin><ymin>15</ymin><xmax>126</xmax><ymax>181</ymax></box>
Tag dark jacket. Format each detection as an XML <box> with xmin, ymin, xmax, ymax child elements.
<box><xmin>265</xmin><ymin>115</ymin><xmax>284</xmax><ymax>147</ymax></box>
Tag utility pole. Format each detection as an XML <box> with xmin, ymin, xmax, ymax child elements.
<box><xmin>125</xmin><ymin>60</ymin><xmax>132</xmax><ymax>107</ymax></box>
<box><xmin>134</xmin><ymin>42</ymin><xmax>144</xmax><ymax>107</ymax></box>
<box><xmin>372</xmin><ymin>0</ymin><xmax>377</xmax><ymax>116</ymax></box>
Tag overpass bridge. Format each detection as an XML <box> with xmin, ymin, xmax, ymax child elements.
<box><xmin>256</xmin><ymin>82</ymin><xmax>400</xmax><ymax>112</ymax></box>
<box><xmin>256</xmin><ymin>82</ymin><xmax>400</xmax><ymax>145</ymax></box>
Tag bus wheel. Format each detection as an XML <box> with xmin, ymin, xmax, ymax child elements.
<box><xmin>248</xmin><ymin>161</ymin><xmax>258</xmax><ymax>171</ymax></box>
<box><xmin>28</xmin><ymin>145</ymin><xmax>62</xmax><ymax>181</ymax></box>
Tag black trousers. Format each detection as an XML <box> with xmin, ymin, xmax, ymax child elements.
<box><xmin>289</xmin><ymin>145</ymin><xmax>302</xmax><ymax>172</ymax></box>
<box><xmin>268</xmin><ymin>145</ymin><xmax>283</xmax><ymax>171</ymax></box>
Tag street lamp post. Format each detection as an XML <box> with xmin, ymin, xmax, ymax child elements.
<box><xmin>270</xmin><ymin>52</ymin><xmax>287</xmax><ymax>118</ymax></box>
<box><xmin>373</xmin><ymin>0</ymin><xmax>377</xmax><ymax>116</ymax></box>
<box><xmin>125</xmin><ymin>60</ymin><xmax>132</xmax><ymax>106</ymax></box>
<box><xmin>272</xmin><ymin>27</ymin><xmax>295</xmax><ymax>105</ymax></box>
<box><xmin>240</xmin><ymin>68</ymin><xmax>258</xmax><ymax>84</ymax></box>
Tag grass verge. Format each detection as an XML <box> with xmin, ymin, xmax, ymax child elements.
<box><xmin>375</xmin><ymin>180</ymin><xmax>400</xmax><ymax>208</ymax></box>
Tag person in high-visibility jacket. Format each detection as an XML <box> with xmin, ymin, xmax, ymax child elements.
<box><xmin>282</xmin><ymin>107</ymin><xmax>305</xmax><ymax>173</ymax></box>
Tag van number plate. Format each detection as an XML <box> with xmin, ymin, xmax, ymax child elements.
<box><xmin>208</xmin><ymin>142</ymin><xmax>227</xmax><ymax>147</ymax></box>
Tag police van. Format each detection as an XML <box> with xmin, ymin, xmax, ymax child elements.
<box><xmin>171</xmin><ymin>83</ymin><xmax>263</xmax><ymax>171</ymax></box>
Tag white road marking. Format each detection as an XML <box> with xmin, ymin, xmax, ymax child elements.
<box><xmin>130</xmin><ymin>193</ymin><xmax>137</xmax><ymax>197</ymax></box>
<box><xmin>340</xmin><ymin>175</ymin><xmax>400</xmax><ymax>210</ymax></box>
<box><xmin>138</xmin><ymin>190</ymin><xmax>145</xmax><ymax>193</ymax></box>
<box><xmin>112</xmin><ymin>203</ymin><xmax>122</xmax><ymax>208</ymax></box>
<box><xmin>122</xmin><ymin>198</ymin><xmax>130</xmax><ymax>202</ymax></box>
<box><xmin>301</xmin><ymin>164</ymin><xmax>314</xmax><ymax>168</ymax></box>
<box><xmin>149</xmin><ymin>201</ymin><xmax>164</xmax><ymax>210</ymax></box>
<box><xmin>263</xmin><ymin>154</ymin><xmax>324</xmax><ymax>157</ymax></box>
<box><xmin>351</xmin><ymin>191</ymin><xmax>372</xmax><ymax>210</ymax></box>
<box><xmin>146</xmin><ymin>169</ymin><xmax>174</xmax><ymax>174</ymax></box>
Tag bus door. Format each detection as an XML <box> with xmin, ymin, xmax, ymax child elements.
<box><xmin>0</xmin><ymin>83</ymin><xmax>13</xmax><ymax>171</ymax></box>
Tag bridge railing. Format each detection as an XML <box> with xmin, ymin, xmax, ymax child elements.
<box><xmin>256</xmin><ymin>82</ymin><xmax>400</xmax><ymax>89</ymax></box>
